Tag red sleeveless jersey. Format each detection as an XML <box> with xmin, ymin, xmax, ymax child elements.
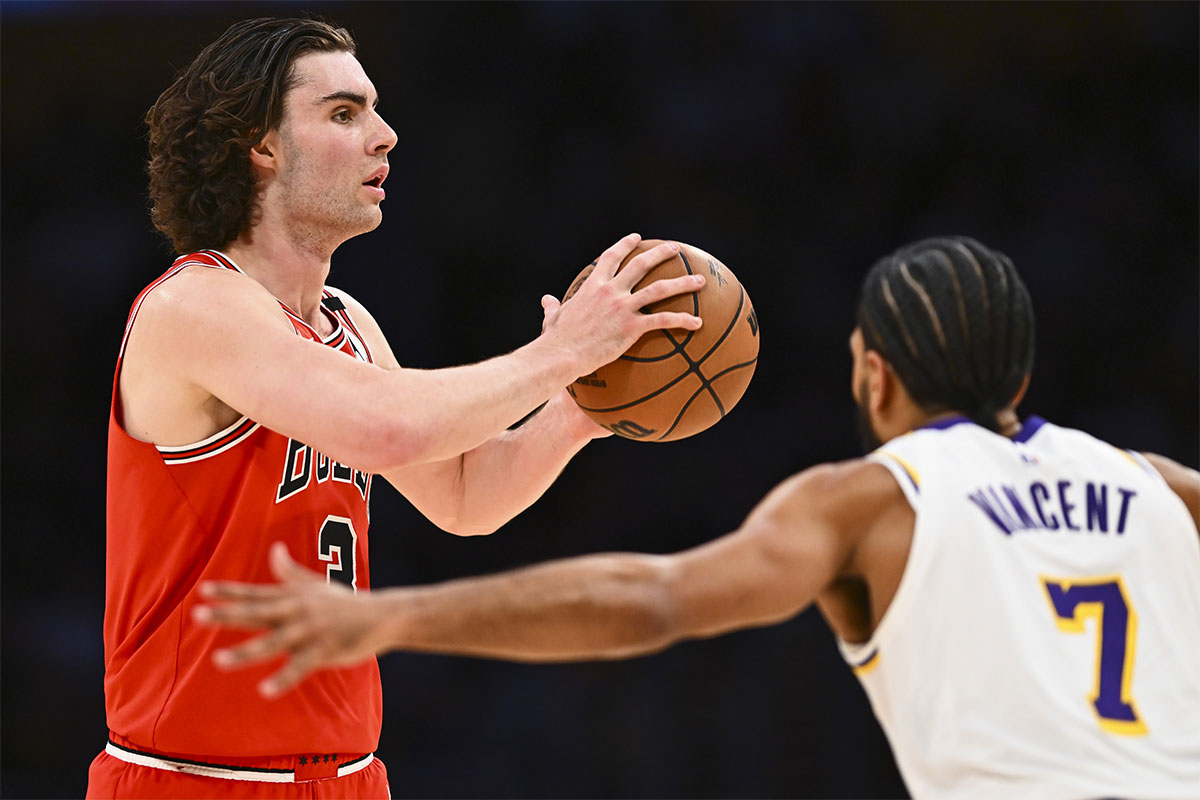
<box><xmin>104</xmin><ymin>251</ymin><xmax>383</xmax><ymax>758</ymax></box>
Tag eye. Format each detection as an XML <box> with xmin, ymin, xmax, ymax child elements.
<box><xmin>333</xmin><ymin>109</ymin><xmax>353</xmax><ymax>123</ymax></box>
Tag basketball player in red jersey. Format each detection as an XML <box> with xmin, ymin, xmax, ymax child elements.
<box><xmin>88</xmin><ymin>17</ymin><xmax>705</xmax><ymax>800</ymax></box>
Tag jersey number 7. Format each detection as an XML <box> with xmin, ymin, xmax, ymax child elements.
<box><xmin>1041</xmin><ymin>575</ymin><xmax>1146</xmax><ymax>735</ymax></box>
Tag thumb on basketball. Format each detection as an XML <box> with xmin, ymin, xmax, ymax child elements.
<box><xmin>541</xmin><ymin>294</ymin><xmax>561</xmax><ymax>332</ymax></box>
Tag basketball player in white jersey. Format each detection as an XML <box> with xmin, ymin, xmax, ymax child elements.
<box><xmin>198</xmin><ymin>237</ymin><xmax>1200</xmax><ymax>799</ymax></box>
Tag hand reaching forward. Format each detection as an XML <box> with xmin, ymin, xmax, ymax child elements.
<box><xmin>194</xmin><ymin>542</ymin><xmax>388</xmax><ymax>698</ymax></box>
<box><xmin>540</xmin><ymin>233</ymin><xmax>704</xmax><ymax>377</ymax></box>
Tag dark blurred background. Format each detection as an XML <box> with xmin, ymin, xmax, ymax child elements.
<box><xmin>2</xmin><ymin>1</ymin><xmax>1196</xmax><ymax>797</ymax></box>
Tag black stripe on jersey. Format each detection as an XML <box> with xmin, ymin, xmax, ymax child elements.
<box><xmin>323</xmin><ymin>290</ymin><xmax>374</xmax><ymax>364</ymax></box>
<box><xmin>199</xmin><ymin>250</ymin><xmax>243</xmax><ymax>274</ymax></box>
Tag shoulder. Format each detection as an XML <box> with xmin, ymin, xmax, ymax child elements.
<box><xmin>139</xmin><ymin>262</ymin><xmax>287</xmax><ymax>329</ymax></box>
<box><xmin>752</xmin><ymin>459</ymin><xmax>908</xmax><ymax>541</ymax></box>
<box><xmin>790</xmin><ymin>459</ymin><xmax>905</xmax><ymax>508</ymax></box>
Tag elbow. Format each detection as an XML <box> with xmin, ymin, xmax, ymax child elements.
<box><xmin>609</xmin><ymin>556</ymin><xmax>684</xmax><ymax>656</ymax></box>
<box><xmin>359</xmin><ymin>416</ymin><xmax>435</xmax><ymax>473</ymax></box>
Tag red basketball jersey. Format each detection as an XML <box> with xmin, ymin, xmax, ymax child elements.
<box><xmin>104</xmin><ymin>251</ymin><xmax>383</xmax><ymax>757</ymax></box>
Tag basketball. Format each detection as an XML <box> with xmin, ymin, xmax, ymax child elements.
<box><xmin>563</xmin><ymin>240</ymin><xmax>759</xmax><ymax>441</ymax></box>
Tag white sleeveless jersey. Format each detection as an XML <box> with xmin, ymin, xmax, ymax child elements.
<box><xmin>839</xmin><ymin>416</ymin><xmax>1200</xmax><ymax>800</ymax></box>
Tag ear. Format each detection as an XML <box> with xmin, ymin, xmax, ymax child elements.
<box><xmin>248</xmin><ymin>129</ymin><xmax>279</xmax><ymax>173</ymax></box>
<box><xmin>862</xmin><ymin>349</ymin><xmax>892</xmax><ymax>414</ymax></box>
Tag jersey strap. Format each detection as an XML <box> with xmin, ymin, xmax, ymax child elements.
<box><xmin>322</xmin><ymin>288</ymin><xmax>374</xmax><ymax>364</ymax></box>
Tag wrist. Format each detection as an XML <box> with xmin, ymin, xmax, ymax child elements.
<box><xmin>528</xmin><ymin>329</ymin><xmax>586</xmax><ymax>386</ymax></box>
<box><xmin>548</xmin><ymin>390</ymin><xmax>611</xmax><ymax>442</ymax></box>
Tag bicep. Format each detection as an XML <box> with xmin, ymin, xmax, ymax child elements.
<box><xmin>666</xmin><ymin>470</ymin><xmax>855</xmax><ymax>640</ymax></box>
<box><xmin>147</xmin><ymin>272</ymin><xmax>400</xmax><ymax>466</ymax></box>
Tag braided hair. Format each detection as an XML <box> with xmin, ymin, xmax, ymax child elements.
<box><xmin>855</xmin><ymin>236</ymin><xmax>1035</xmax><ymax>431</ymax></box>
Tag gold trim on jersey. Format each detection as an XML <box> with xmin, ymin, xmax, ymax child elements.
<box><xmin>876</xmin><ymin>451</ymin><xmax>922</xmax><ymax>491</ymax></box>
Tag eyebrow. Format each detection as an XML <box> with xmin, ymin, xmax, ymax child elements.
<box><xmin>315</xmin><ymin>91</ymin><xmax>378</xmax><ymax>108</ymax></box>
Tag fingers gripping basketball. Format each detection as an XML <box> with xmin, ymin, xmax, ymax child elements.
<box><xmin>563</xmin><ymin>240</ymin><xmax>759</xmax><ymax>441</ymax></box>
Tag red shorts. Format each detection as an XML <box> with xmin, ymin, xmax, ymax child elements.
<box><xmin>86</xmin><ymin>739</ymin><xmax>390</xmax><ymax>799</ymax></box>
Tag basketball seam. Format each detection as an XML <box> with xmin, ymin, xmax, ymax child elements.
<box><xmin>661</xmin><ymin>284</ymin><xmax>748</xmax><ymax>421</ymax></box>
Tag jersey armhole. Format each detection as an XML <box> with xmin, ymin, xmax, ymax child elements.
<box><xmin>1122</xmin><ymin>449</ymin><xmax>1171</xmax><ymax>488</ymax></box>
<box><xmin>868</xmin><ymin>451</ymin><xmax>920</xmax><ymax>509</ymax></box>
<box><xmin>835</xmin><ymin>453</ymin><xmax>923</xmax><ymax>668</ymax></box>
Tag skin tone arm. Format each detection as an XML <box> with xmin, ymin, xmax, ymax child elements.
<box><xmin>195</xmin><ymin>459</ymin><xmax>909</xmax><ymax>697</ymax></box>
<box><xmin>329</xmin><ymin>286</ymin><xmax>611</xmax><ymax>535</ymax></box>
<box><xmin>121</xmin><ymin>235</ymin><xmax>703</xmax><ymax>475</ymax></box>
<box><xmin>381</xmin><ymin>390</ymin><xmax>604</xmax><ymax>535</ymax></box>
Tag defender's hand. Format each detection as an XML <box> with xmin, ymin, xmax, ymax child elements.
<box><xmin>194</xmin><ymin>543</ymin><xmax>390</xmax><ymax>698</ymax></box>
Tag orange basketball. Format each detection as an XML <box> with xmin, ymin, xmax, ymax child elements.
<box><xmin>563</xmin><ymin>239</ymin><xmax>759</xmax><ymax>441</ymax></box>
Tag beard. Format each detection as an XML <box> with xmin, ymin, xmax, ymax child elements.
<box><xmin>853</xmin><ymin>377</ymin><xmax>883</xmax><ymax>453</ymax></box>
<box><xmin>275</xmin><ymin>142</ymin><xmax>383</xmax><ymax>252</ymax></box>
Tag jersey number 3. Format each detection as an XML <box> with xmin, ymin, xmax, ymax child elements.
<box><xmin>1042</xmin><ymin>576</ymin><xmax>1145</xmax><ymax>735</ymax></box>
<box><xmin>319</xmin><ymin>515</ymin><xmax>358</xmax><ymax>590</ymax></box>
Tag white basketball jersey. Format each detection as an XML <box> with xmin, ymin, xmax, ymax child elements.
<box><xmin>839</xmin><ymin>416</ymin><xmax>1200</xmax><ymax>800</ymax></box>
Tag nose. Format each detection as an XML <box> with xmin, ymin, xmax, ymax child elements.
<box><xmin>371</xmin><ymin>110</ymin><xmax>398</xmax><ymax>155</ymax></box>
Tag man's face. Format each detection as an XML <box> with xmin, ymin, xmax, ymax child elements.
<box><xmin>262</xmin><ymin>50</ymin><xmax>398</xmax><ymax>246</ymax></box>
<box><xmin>849</xmin><ymin>328</ymin><xmax>883</xmax><ymax>453</ymax></box>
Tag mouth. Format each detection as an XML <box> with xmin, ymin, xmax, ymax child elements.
<box><xmin>363</xmin><ymin>165</ymin><xmax>389</xmax><ymax>190</ymax></box>
<box><xmin>362</xmin><ymin>170</ymin><xmax>387</xmax><ymax>201</ymax></box>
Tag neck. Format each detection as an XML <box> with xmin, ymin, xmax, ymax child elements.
<box><xmin>914</xmin><ymin>408</ymin><xmax>1023</xmax><ymax>437</ymax></box>
<box><xmin>995</xmin><ymin>407</ymin><xmax>1022</xmax><ymax>438</ymax></box>
<box><xmin>223</xmin><ymin>227</ymin><xmax>336</xmax><ymax>325</ymax></box>
<box><xmin>886</xmin><ymin>406</ymin><xmax>1022</xmax><ymax>441</ymax></box>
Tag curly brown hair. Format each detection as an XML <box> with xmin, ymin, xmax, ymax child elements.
<box><xmin>145</xmin><ymin>18</ymin><xmax>356</xmax><ymax>254</ymax></box>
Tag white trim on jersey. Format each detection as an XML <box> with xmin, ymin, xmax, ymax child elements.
<box><xmin>103</xmin><ymin>742</ymin><xmax>374</xmax><ymax>783</ymax></box>
<box><xmin>156</xmin><ymin>415</ymin><xmax>262</xmax><ymax>464</ymax></box>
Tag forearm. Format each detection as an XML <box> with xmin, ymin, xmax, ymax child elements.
<box><xmin>375</xmin><ymin>553</ymin><xmax>682</xmax><ymax>662</ymax></box>
<box><xmin>419</xmin><ymin>393</ymin><xmax>602</xmax><ymax>534</ymax></box>
<box><xmin>370</xmin><ymin>339</ymin><xmax>581</xmax><ymax>470</ymax></box>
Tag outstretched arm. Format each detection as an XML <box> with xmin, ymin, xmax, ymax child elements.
<box><xmin>195</xmin><ymin>460</ymin><xmax>894</xmax><ymax>697</ymax></box>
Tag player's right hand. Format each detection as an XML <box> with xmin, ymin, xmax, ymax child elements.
<box><xmin>541</xmin><ymin>233</ymin><xmax>704</xmax><ymax>376</ymax></box>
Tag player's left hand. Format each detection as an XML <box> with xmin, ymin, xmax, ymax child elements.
<box><xmin>193</xmin><ymin>542</ymin><xmax>389</xmax><ymax>698</ymax></box>
<box><xmin>541</xmin><ymin>293</ymin><xmax>612</xmax><ymax>440</ymax></box>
